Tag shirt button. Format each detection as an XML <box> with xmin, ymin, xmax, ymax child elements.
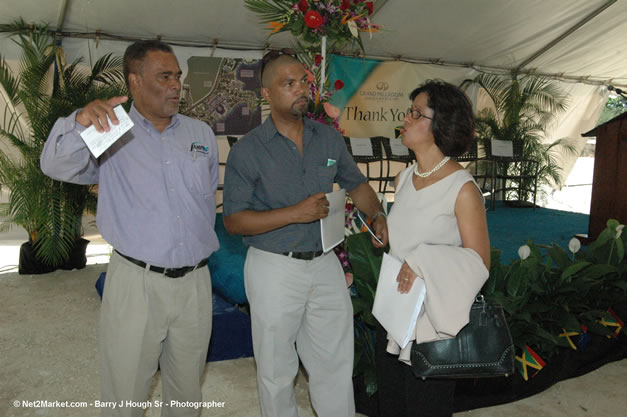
<box><xmin>170</xmin><ymin>188</ymin><xmax>175</xmax><ymax>192</ymax></box>
<box><xmin>179</xmin><ymin>242</ymin><xmax>184</xmax><ymax>246</ymax></box>
<box><xmin>165</xmin><ymin>160</ymin><xmax>171</xmax><ymax>165</ymax></box>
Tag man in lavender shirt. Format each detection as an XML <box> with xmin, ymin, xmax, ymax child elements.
<box><xmin>41</xmin><ymin>40</ymin><xmax>219</xmax><ymax>417</ymax></box>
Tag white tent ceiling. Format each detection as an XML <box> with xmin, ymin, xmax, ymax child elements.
<box><xmin>1</xmin><ymin>0</ymin><xmax>626</xmax><ymax>88</ymax></box>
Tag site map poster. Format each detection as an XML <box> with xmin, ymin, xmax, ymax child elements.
<box><xmin>180</xmin><ymin>57</ymin><xmax>261</xmax><ymax>136</ymax></box>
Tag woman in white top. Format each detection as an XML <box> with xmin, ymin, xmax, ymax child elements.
<box><xmin>375</xmin><ymin>80</ymin><xmax>490</xmax><ymax>417</ymax></box>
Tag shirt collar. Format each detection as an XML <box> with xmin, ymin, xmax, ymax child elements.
<box><xmin>259</xmin><ymin>115</ymin><xmax>316</xmax><ymax>144</ymax></box>
<box><xmin>129</xmin><ymin>103</ymin><xmax>180</xmax><ymax>134</ymax></box>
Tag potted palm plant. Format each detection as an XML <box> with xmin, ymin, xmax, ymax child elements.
<box><xmin>0</xmin><ymin>20</ymin><xmax>126</xmax><ymax>272</ymax></box>
<box><xmin>462</xmin><ymin>72</ymin><xmax>577</xmax><ymax>206</ymax></box>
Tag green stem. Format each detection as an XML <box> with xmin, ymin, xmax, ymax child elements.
<box><xmin>607</xmin><ymin>240</ymin><xmax>615</xmax><ymax>264</ymax></box>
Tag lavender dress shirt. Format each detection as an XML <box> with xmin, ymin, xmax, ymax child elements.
<box><xmin>40</xmin><ymin>104</ymin><xmax>219</xmax><ymax>268</ymax></box>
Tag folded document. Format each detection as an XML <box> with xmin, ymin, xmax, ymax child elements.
<box><xmin>372</xmin><ymin>253</ymin><xmax>426</xmax><ymax>349</ymax></box>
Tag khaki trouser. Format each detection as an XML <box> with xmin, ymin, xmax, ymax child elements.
<box><xmin>245</xmin><ymin>247</ymin><xmax>355</xmax><ymax>417</ymax></box>
<box><xmin>99</xmin><ymin>251</ymin><xmax>212</xmax><ymax>417</ymax></box>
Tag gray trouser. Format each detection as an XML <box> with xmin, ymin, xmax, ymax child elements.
<box><xmin>99</xmin><ymin>251</ymin><xmax>212</xmax><ymax>417</ymax></box>
<box><xmin>244</xmin><ymin>247</ymin><xmax>355</xmax><ymax>417</ymax></box>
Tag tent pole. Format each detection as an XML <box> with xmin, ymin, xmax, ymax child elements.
<box><xmin>516</xmin><ymin>0</ymin><xmax>617</xmax><ymax>71</ymax></box>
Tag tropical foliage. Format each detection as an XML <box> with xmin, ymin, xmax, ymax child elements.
<box><xmin>597</xmin><ymin>95</ymin><xmax>627</xmax><ymax>126</ymax></box>
<box><xmin>0</xmin><ymin>19</ymin><xmax>126</xmax><ymax>266</ymax></box>
<box><xmin>347</xmin><ymin>218</ymin><xmax>626</xmax><ymax>394</ymax></box>
<box><xmin>462</xmin><ymin>73</ymin><xmax>578</xmax><ymax>204</ymax></box>
<box><xmin>346</xmin><ymin>231</ymin><xmax>383</xmax><ymax>396</ymax></box>
<box><xmin>483</xmin><ymin>219</ymin><xmax>626</xmax><ymax>360</ymax></box>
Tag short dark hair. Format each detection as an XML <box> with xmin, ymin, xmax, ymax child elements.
<box><xmin>409</xmin><ymin>80</ymin><xmax>475</xmax><ymax>157</ymax></box>
<box><xmin>260</xmin><ymin>50</ymin><xmax>299</xmax><ymax>88</ymax></box>
<box><xmin>123</xmin><ymin>40</ymin><xmax>174</xmax><ymax>89</ymax></box>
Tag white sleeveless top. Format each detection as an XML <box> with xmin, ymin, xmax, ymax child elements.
<box><xmin>387</xmin><ymin>164</ymin><xmax>481</xmax><ymax>262</ymax></box>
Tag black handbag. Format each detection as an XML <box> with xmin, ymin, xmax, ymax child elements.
<box><xmin>410</xmin><ymin>295</ymin><xmax>515</xmax><ymax>379</ymax></box>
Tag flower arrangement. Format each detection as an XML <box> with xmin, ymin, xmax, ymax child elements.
<box><xmin>305</xmin><ymin>64</ymin><xmax>345</xmax><ymax>132</ymax></box>
<box><xmin>246</xmin><ymin>0</ymin><xmax>380</xmax><ymax>132</ymax></box>
<box><xmin>245</xmin><ymin>0</ymin><xmax>380</xmax><ymax>52</ymax></box>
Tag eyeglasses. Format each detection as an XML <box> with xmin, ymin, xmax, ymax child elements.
<box><xmin>406</xmin><ymin>108</ymin><xmax>433</xmax><ymax>120</ymax></box>
<box><xmin>261</xmin><ymin>48</ymin><xmax>297</xmax><ymax>78</ymax></box>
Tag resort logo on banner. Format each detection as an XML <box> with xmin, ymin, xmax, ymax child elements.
<box><xmin>328</xmin><ymin>56</ymin><xmax>413</xmax><ymax>138</ymax></box>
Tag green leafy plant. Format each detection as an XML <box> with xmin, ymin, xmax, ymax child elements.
<box><xmin>0</xmin><ymin>19</ymin><xmax>126</xmax><ymax>266</ymax></box>
<box><xmin>462</xmin><ymin>72</ymin><xmax>577</xmax><ymax>204</ymax></box>
<box><xmin>482</xmin><ymin>219</ymin><xmax>626</xmax><ymax>359</ymax></box>
<box><xmin>346</xmin><ymin>219</ymin><xmax>625</xmax><ymax>394</ymax></box>
<box><xmin>346</xmin><ymin>231</ymin><xmax>384</xmax><ymax>396</ymax></box>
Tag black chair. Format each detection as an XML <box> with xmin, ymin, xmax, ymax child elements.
<box><xmin>486</xmin><ymin>139</ymin><xmax>540</xmax><ymax>210</ymax></box>
<box><xmin>227</xmin><ymin>136</ymin><xmax>239</xmax><ymax>148</ymax></box>
<box><xmin>379</xmin><ymin>137</ymin><xmax>416</xmax><ymax>195</ymax></box>
<box><xmin>454</xmin><ymin>141</ymin><xmax>492</xmax><ymax>199</ymax></box>
<box><xmin>343</xmin><ymin>136</ymin><xmax>385</xmax><ymax>193</ymax></box>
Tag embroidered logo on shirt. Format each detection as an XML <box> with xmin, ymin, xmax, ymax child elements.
<box><xmin>327</xmin><ymin>158</ymin><xmax>337</xmax><ymax>166</ymax></box>
<box><xmin>190</xmin><ymin>142</ymin><xmax>209</xmax><ymax>154</ymax></box>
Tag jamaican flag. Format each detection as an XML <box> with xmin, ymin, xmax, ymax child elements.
<box><xmin>515</xmin><ymin>345</ymin><xmax>546</xmax><ymax>381</ymax></box>
<box><xmin>599</xmin><ymin>308</ymin><xmax>624</xmax><ymax>338</ymax></box>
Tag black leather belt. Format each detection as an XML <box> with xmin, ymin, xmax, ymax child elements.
<box><xmin>115</xmin><ymin>250</ymin><xmax>208</xmax><ymax>278</ymax></box>
<box><xmin>281</xmin><ymin>250</ymin><xmax>324</xmax><ymax>260</ymax></box>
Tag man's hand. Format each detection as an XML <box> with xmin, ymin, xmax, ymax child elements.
<box><xmin>293</xmin><ymin>192</ymin><xmax>329</xmax><ymax>223</ymax></box>
<box><xmin>76</xmin><ymin>96</ymin><xmax>128</xmax><ymax>133</ymax></box>
<box><xmin>372</xmin><ymin>214</ymin><xmax>388</xmax><ymax>248</ymax></box>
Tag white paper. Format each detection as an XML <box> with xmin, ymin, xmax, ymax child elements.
<box><xmin>349</xmin><ymin>138</ymin><xmax>373</xmax><ymax>156</ymax></box>
<box><xmin>80</xmin><ymin>105</ymin><xmax>134</xmax><ymax>158</ymax></box>
<box><xmin>320</xmin><ymin>188</ymin><xmax>346</xmax><ymax>252</ymax></box>
<box><xmin>490</xmin><ymin>139</ymin><xmax>514</xmax><ymax>157</ymax></box>
<box><xmin>356</xmin><ymin>211</ymin><xmax>383</xmax><ymax>245</ymax></box>
<box><xmin>372</xmin><ymin>253</ymin><xmax>427</xmax><ymax>349</ymax></box>
<box><xmin>389</xmin><ymin>138</ymin><xmax>410</xmax><ymax>156</ymax></box>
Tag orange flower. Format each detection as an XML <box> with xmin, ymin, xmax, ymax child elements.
<box><xmin>323</xmin><ymin>102</ymin><xmax>341</xmax><ymax>119</ymax></box>
<box><xmin>268</xmin><ymin>21</ymin><xmax>286</xmax><ymax>34</ymax></box>
<box><xmin>341</xmin><ymin>13</ymin><xmax>363</xmax><ymax>24</ymax></box>
<box><xmin>305</xmin><ymin>68</ymin><xmax>315</xmax><ymax>83</ymax></box>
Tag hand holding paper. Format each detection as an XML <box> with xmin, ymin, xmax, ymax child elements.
<box><xmin>80</xmin><ymin>104</ymin><xmax>134</xmax><ymax>158</ymax></box>
<box><xmin>373</xmin><ymin>253</ymin><xmax>426</xmax><ymax>348</ymax></box>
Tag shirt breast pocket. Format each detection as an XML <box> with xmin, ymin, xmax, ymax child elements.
<box><xmin>317</xmin><ymin>165</ymin><xmax>337</xmax><ymax>193</ymax></box>
<box><xmin>182</xmin><ymin>155</ymin><xmax>213</xmax><ymax>197</ymax></box>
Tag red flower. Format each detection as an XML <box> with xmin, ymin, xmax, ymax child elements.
<box><xmin>334</xmin><ymin>79</ymin><xmax>345</xmax><ymax>90</ymax></box>
<box><xmin>297</xmin><ymin>0</ymin><xmax>309</xmax><ymax>13</ymax></box>
<box><xmin>304</xmin><ymin>10</ymin><xmax>323</xmax><ymax>28</ymax></box>
<box><xmin>340</xmin><ymin>0</ymin><xmax>351</xmax><ymax>11</ymax></box>
<box><xmin>365</xmin><ymin>1</ymin><xmax>374</xmax><ymax>15</ymax></box>
<box><xmin>314</xmin><ymin>54</ymin><xmax>322</xmax><ymax>66</ymax></box>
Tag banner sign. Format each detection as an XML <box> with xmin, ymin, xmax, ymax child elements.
<box><xmin>328</xmin><ymin>55</ymin><xmax>475</xmax><ymax>138</ymax></box>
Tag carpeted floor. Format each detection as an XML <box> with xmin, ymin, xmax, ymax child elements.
<box><xmin>2</xmin><ymin>264</ymin><xmax>626</xmax><ymax>417</ymax></box>
<box><xmin>486</xmin><ymin>202</ymin><xmax>589</xmax><ymax>262</ymax></box>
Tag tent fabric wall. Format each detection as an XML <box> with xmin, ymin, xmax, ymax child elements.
<box><xmin>0</xmin><ymin>35</ymin><xmax>608</xmax><ymax>185</ymax></box>
<box><xmin>2</xmin><ymin>0</ymin><xmax>624</xmax><ymax>185</ymax></box>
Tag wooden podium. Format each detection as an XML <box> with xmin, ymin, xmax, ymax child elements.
<box><xmin>581</xmin><ymin>112</ymin><xmax>627</xmax><ymax>242</ymax></box>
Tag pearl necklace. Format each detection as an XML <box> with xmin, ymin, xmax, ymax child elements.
<box><xmin>414</xmin><ymin>156</ymin><xmax>451</xmax><ymax>178</ymax></box>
